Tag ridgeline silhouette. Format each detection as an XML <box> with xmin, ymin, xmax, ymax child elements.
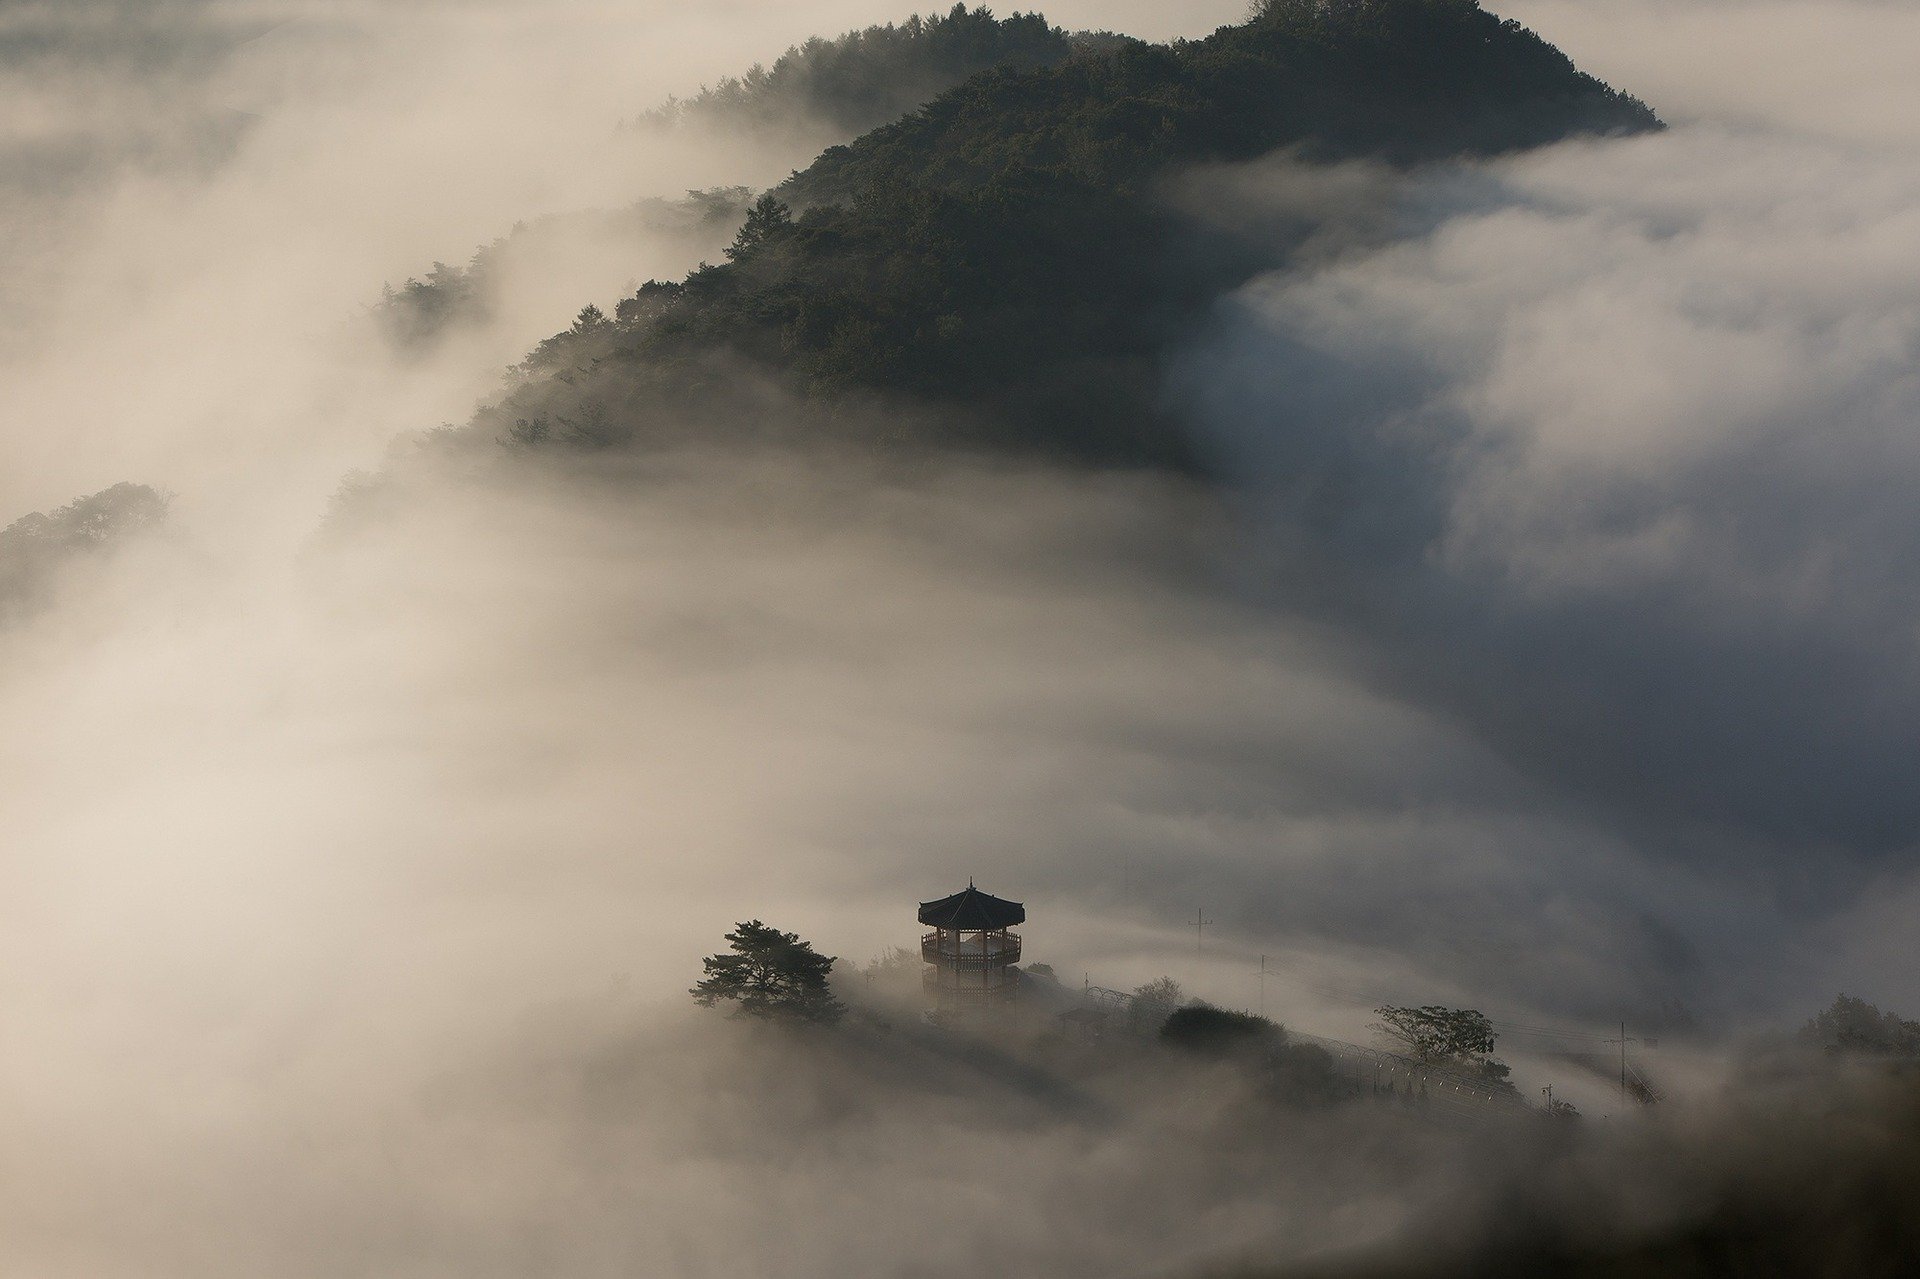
<box><xmin>447</xmin><ymin>0</ymin><xmax>1656</xmax><ymax>473</ymax></box>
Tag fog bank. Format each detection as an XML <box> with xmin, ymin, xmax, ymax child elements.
<box><xmin>1180</xmin><ymin>0</ymin><xmax>1920</xmax><ymax>1015</ymax></box>
<box><xmin>2</xmin><ymin>1</ymin><xmax>1916</xmax><ymax>1274</ymax></box>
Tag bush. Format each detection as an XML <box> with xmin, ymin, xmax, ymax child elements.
<box><xmin>1161</xmin><ymin>1005</ymin><xmax>1283</xmax><ymax>1056</ymax></box>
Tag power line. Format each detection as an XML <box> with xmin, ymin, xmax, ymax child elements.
<box><xmin>1604</xmin><ymin>1022</ymin><xmax>1640</xmax><ymax>1103</ymax></box>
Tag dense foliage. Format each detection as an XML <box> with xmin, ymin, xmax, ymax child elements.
<box><xmin>0</xmin><ymin>481</ymin><xmax>168</xmax><ymax>615</ymax></box>
<box><xmin>629</xmin><ymin>5</ymin><xmax>1079</xmax><ymax>143</ymax></box>
<box><xmin>1161</xmin><ymin>1004</ymin><xmax>1283</xmax><ymax>1054</ymax></box>
<box><xmin>379</xmin><ymin>9</ymin><xmax>1087</xmax><ymax>353</ymax></box>
<box><xmin>373</xmin><ymin>188</ymin><xmax>754</xmax><ymax>352</ymax></box>
<box><xmin>1373</xmin><ymin>1004</ymin><xmax>1516</xmax><ymax>1092</ymax></box>
<box><xmin>468</xmin><ymin>0</ymin><xmax>1657</xmax><ymax>470</ymax></box>
<box><xmin>691</xmin><ymin>920</ymin><xmax>846</xmax><ymax>1024</ymax></box>
<box><xmin>783</xmin><ymin>0</ymin><xmax>1652</xmax><ymax>207</ymax></box>
<box><xmin>1799</xmin><ymin>994</ymin><xmax>1920</xmax><ymax>1058</ymax></box>
<box><xmin>1160</xmin><ymin>1006</ymin><xmax>1342</xmax><ymax>1103</ymax></box>
<box><xmin>1371</xmin><ymin>1005</ymin><xmax>1497</xmax><ymax>1062</ymax></box>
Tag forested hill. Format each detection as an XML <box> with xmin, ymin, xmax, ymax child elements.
<box><xmin>0</xmin><ymin>483</ymin><xmax>168</xmax><ymax>619</ymax></box>
<box><xmin>376</xmin><ymin>6</ymin><xmax>1076</xmax><ymax>353</ymax></box>
<box><xmin>785</xmin><ymin>0</ymin><xmax>1652</xmax><ymax>207</ymax></box>
<box><xmin>628</xmin><ymin>5</ymin><xmax>1087</xmax><ymax>143</ymax></box>
<box><xmin>460</xmin><ymin>0</ymin><xmax>1658</xmax><ymax>470</ymax></box>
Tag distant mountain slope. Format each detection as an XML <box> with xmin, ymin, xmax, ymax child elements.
<box><xmin>787</xmin><ymin>0</ymin><xmax>1652</xmax><ymax>206</ymax></box>
<box><xmin>628</xmin><ymin>4</ymin><xmax>1084</xmax><ymax>144</ymax></box>
<box><xmin>372</xmin><ymin>188</ymin><xmax>755</xmax><ymax>353</ymax></box>
<box><xmin>374</xmin><ymin>6</ymin><xmax>1082</xmax><ymax>355</ymax></box>
<box><xmin>456</xmin><ymin>0</ymin><xmax>1657</xmax><ymax>469</ymax></box>
<box><xmin>0</xmin><ymin>482</ymin><xmax>168</xmax><ymax>618</ymax></box>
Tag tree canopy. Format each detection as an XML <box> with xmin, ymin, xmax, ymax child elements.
<box><xmin>462</xmin><ymin>0</ymin><xmax>1659</xmax><ymax>471</ymax></box>
<box><xmin>1161</xmin><ymin>1004</ymin><xmax>1284</xmax><ymax>1055</ymax></box>
<box><xmin>381</xmin><ymin>8</ymin><xmax>1089</xmax><ymax>354</ymax></box>
<box><xmin>1</xmin><ymin>482</ymin><xmax>168</xmax><ymax>616</ymax></box>
<box><xmin>630</xmin><ymin>5</ymin><xmax>1077</xmax><ymax>143</ymax></box>
<box><xmin>1373</xmin><ymin>1004</ymin><xmax>1518</xmax><ymax>1093</ymax></box>
<box><xmin>691</xmin><ymin>920</ymin><xmax>847</xmax><ymax>1024</ymax></box>
<box><xmin>1372</xmin><ymin>1005</ymin><xmax>1497</xmax><ymax>1062</ymax></box>
<box><xmin>1799</xmin><ymin>994</ymin><xmax>1920</xmax><ymax>1058</ymax></box>
<box><xmin>373</xmin><ymin>188</ymin><xmax>755</xmax><ymax>353</ymax></box>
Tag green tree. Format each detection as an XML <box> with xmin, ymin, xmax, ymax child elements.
<box><xmin>1799</xmin><ymin>994</ymin><xmax>1920</xmax><ymax>1057</ymax></box>
<box><xmin>630</xmin><ymin>5</ymin><xmax>1072</xmax><ymax>142</ymax></box>
<box><xmin>468</xmin><ymin>0</ymin><xmax>1659</xmax><ymax>466</ymax></box>
<box><xmin>692</xmin><ymin>920</ymin><xmax>845</xmax><ymax>1024</ymax></box>
<box><xmin>2</xmin><ymin>482</ymin><xmax>169</xmax><ymax>615</ymax></box>
<box><xmin>1375</xmin><ymin>1005</ymin><xmax>1519</xmax><ymax>1094</ymax></box>
<box><xmin>501</xmin><ymin>415</ymin><xmax>551</xmax><ymax>449</ymax></box>
<box><xmin>1372</xmin><ymin>1004</ymin><xmax>1496</xmax><ymax>1062</ymax></box>
<box><xmin>724</xmin><ymin>194</ymin><xmax>794</xmax><ymax>261</ymax></box>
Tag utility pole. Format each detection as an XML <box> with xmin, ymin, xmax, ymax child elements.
<box><xmin>1605</xmin><ymin>1021</ymin><xmax>1640</xmax><ymax>1104</ymax></box>
<box><xmin>1192</xmin><ymin>906</ymin><xmax>1212</xmax><ymax>955</ymax></box>
<box><xmin>1257</xmin><ymin>954</ymin><xmax>1268</xmax><ymax>1017</ymax></box>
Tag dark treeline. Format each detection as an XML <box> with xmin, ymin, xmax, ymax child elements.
<box><xmin>372</xmin><ymin>188</ymin><xmax>754</xmax><ymax>352</ymax></box>
<box><xmin>449</xmin><ymin>0</ymin><xmax>1656</xmax><ymax>473</ymax></box>
<box><xmin>376</xmin><ymin>7</ymin><xmax>1094</xmax><ymax>355</ymax></box>
<box><xmin>0</xmin><ymin>481</ymin><xmax>167</xmax><ymax>616</ymax></box>
<box><xmin>1800</xmin><ymin>994</ymin><xmax>1920</xmax><ymax>1058</ymax></box>
<box><xmin>626</xmin><ymin>4</ymin><xmax>1088</xmax><ymax>143</ymax></box>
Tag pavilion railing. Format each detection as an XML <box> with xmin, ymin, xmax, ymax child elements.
<box><xmin>921</xmin><ymin>931</ymin><xmax>1021</xmax><ymax>967</ymax></box>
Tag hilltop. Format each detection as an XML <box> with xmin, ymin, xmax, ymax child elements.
<box><xmin>433</xmin><ymin>0</ymin><xmax>1657</xmax><ymax>471</ymax></box>
<box><xmin>627</xmin><ymin>4</ymin><xmax>1085</xmax><ymax>143</ymax></box>
<box><xmin>375</xmin><ymin>6</ymin><xmax>1092</xmax><ymax>352</ymax></box>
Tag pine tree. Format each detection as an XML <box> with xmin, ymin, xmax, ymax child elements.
<box><xmin>724</xmin><ymin>194</ymin><xmax>794</xmax><ymax>262</ymax></box>
<box><xmin>691</xmin><ymin>920</ymin><xmax>845</xmax><ymax>1024</ymax></box>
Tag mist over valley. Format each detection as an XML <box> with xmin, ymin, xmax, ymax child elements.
<box><xmin>3</xmin><ymin>2</ymin><xmax>1919</xmax><ymax>1274</ymax></box>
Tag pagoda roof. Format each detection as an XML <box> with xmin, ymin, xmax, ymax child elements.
<box><xmin>918</xmin><ymin>883</ymin><xmax>1025</xmax><ymax>930</ymax></box>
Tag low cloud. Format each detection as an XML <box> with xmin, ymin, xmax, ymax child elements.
<box><xmin>1177</xmin><ymin>1</ymin><xmax>1920</xmax><ymax>1014</ymax></box>
<box><xmin>2</xmin><ymin>1</ymin><xmax>1915</xmax><ymax>1273</ymax></box>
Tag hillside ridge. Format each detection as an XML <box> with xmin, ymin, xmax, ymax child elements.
<box><xmin>439</xmin><ymin>0</ymin><xmax>1657</xmax><ymax>472</ymax></box>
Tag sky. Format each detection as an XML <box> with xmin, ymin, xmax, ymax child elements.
<box><xmin>0</xmin><ymin>1</ymin><xmax>1915</xmax><ymax>1274</ymax></box>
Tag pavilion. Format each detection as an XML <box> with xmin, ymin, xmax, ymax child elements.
<box><xmin>919</xmin><ymin>881</ymin><xmax>1024</xmax><ymax>1012</ymax></box>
